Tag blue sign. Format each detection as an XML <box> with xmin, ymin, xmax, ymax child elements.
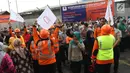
<box><xmin>61</xmin><ymin>4</ymin><xmax>87</xmax><ymax>22</ymax></box>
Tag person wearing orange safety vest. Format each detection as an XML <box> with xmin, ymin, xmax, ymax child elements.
<box><xmin>48</xmin><ymin>24</ymin><xmax>64</xmax><ymax>73</ymax></box>
<box><xmin>31</xmin><ymin>24</ymin><xmax>40</xmax><ymax>73</ymax></box>
<box><xmin>32</xmin><ymin>22</ymin><xmax>58</xmax><ymax>73</ymax></box>
<box><xmin>38</xmin><ymin>29</ymin><xmax>57</xmax><ymax>73</ymax></box>
<box><xmin>49</xmin><ymin>25</ymin><xmax>60</xmax><ymax>54</ymax></box>
<box><xmin>94</xmin><ymin>18</ymin><xmax>115</xmax><ymax>38</ymax></box>
<box><xmin>30</xmin><ymin>40</ymin><xmax>39</xmax><ymax>73</ymax></box>
<box><xmin>9</xmin><ymin>24</ymin><xmax>26</xmax><ymax>48</ymax></box>
<box><xmin>91</xmin><ymin>24</ymin><xmax>115</xmax><ymax>73</ymax></box>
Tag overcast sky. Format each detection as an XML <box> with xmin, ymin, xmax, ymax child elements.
<box><xmin>0</xmin><ymin>0</ymin><xmax>125</xmax><ymax>13</ymax></box>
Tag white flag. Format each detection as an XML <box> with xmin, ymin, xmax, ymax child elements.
<box><xmin>105</xmin><ymin>0</ymin><xmax>114</xmax><ymax>25</ymax></box>
<box><xmin>37</xmin><ymin>6</ymin><xmax>57</xmax><ymax>30</ymax></box>
<box><xmin>10</xmin><ymin>10</ymin><xmax>24</xmax><ymax>23</ymax></box>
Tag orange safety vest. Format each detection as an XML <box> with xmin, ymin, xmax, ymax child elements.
<box><xmin>37</xmin><ymin>40</ymin><xmax>56</xmax><ymax>65</ymax></box>
<box><xmin>30</xmin><ymin>41</ymin><xmax>38</xmax><ymax>60</ymax></box>
<box><xmin>50</xmin><ymin>34</ymin><xmax>59</xmax><ymax>54</ymax></box>
<box><xmin>94</xmin><ymin>27</ymin><xmax>101</xmax><ymax>38</ymax></box>
<box><xmin>94</xmin><ymin>26</ymin><xmax>115</xmax><ymax>38</ymax></box>
<box><xmin>66</xmin><ymin>36</ymin><xmax>73</xmax><ymax>44</ymax></box>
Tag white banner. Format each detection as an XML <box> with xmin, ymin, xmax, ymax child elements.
<box><xmin>105</xmin><ymin>0</ymin><xmax>114</xmax><ymax>25</ymax></box>
<box><xmin>10</xmin><ymin>10</ymin><xmax>24</xmax><ymax>23</ymax></box>
<box><xmin>37</xmin><ymin>6</ymin><xmax>57</xmax><ymax>30</ymax></box>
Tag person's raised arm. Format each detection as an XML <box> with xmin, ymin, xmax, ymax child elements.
<box><xmin>8</xmin><ymin>22</ymin><xmax>13</xmax><ymax>37</ymax></box>
<box><xmin>33</xmin><ymin>21</ymin><xmax>40</xmax><ymax>45</ymax></box>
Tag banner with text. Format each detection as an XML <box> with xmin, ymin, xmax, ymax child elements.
<box><xmin>61</xmin><ymin>0</ymin><xmax>114</xmax><ymax>22</ymax></box>
<box><xmin>86</xmin><ymin>0</ymin><xmax>114</xmax><ymax>20</ymax></box>
<box><xmin>62</xmin><ymin>4</ymin><xmax>87</xmax><ymax>22</ymax></box>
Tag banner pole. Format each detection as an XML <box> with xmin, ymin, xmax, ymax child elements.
<box><xmin>59</xmin><ymin>0</ymin><xmax>62</xmax><ymax>22</ymax></box>
<box><xmin>7</xmin><ymin>0</ymin><xmax>11</xmax><ymax>12</ymax></box>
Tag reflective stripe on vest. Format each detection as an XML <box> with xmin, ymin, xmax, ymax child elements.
<box><xmin>39</xmin><ymin>40</ymin><xmax>55</xmax><ymax>60</ymax></box>
<box><xmin>97</xmin><ymin>35</ymin><xmax>115</xmax><ymax>60</ymax></box>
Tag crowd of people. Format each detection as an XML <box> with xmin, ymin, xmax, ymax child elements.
<box><xmin>0</xmin><ymin>16</ymin><xmax>130</xmax><ymax>73</ymax></box>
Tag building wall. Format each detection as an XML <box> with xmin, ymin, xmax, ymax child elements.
<box><xmin>23</xmin><ymin>9</ymin><xmax>61</xmax><ymax>25</ymax></box>
<box><xmin>115</xmin><ymin>1</ymin><xmax>130</xmax><ymax>19</ymax></box>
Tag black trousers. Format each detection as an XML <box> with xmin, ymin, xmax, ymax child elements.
<box><xmin>39</xmin><ymin>63</ymin><xmax>56</xmax><ymax>73</ymax></box>
<box><xmin>70</xmin><ymin>61</ymin><xmax>81</xmax><ymax>73</ymax></box>
<box><xmin>96</xmin><ymin>63</ymin><xmax>111</xmax><ymax>73</ymax></box>
<box><xmin>114</xmin><ymin>46</ymin><xmax>120</xmax><ymax>73</ymax></box>
<box><xmin>60</xmin><ymin>44</ymin><xmax>68</xmax><ymax>63</ymax></box>
<box><xmin>120</xmin><ymin>37</ymin><xmax>127</xmax><ymax>52</ymax></box>
<box><xmin>33</xmin><ymin>60</ymin><xmax>39</xmax><ymax>73</ymax></box>
<box><xmin>56</xmin><ymin>52</ymin><xmax>63</xmax><ymax>73</ymax></box>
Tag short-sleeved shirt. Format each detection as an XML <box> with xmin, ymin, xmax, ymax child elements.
<box><xmin>114</xmin><ymin>28</ymin><xmax>122</xmax><ymax>40</ymax></box>
<box><xmin>59</xmin><ymin>31</ymin><xmax>67</xmax><ymax>45</ymax></box>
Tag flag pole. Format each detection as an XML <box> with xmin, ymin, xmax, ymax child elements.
<box><xmin>15</xmin><ymin>0</ymin><xmax>21</xmax><ymax>28</ymax></box>
<box><xmin>108</xmin><ymin>0</ymin><xmax>111</xmax><ymax>25</ymax></box>
<box><xmin>15</xmin><ymin>0</ymin><xmax>19</xmax><ymax>13</ymax></box>
<box><xmin>7</xmin><ymin>0</ymin><xmax>11</xmax><ymax>24</ymax></box>
<box><xmin>7</xmin><ymin>0</ymin><xmax>11</xmax><ymax>12</ymax></box>
<box><xmin>59</xmin><ymin>0</ymin><xmax>62</xmax><ymax>22</ymax></box>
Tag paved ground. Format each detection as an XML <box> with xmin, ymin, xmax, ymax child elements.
<box><xmin>118</xmin><ymin>49</ymin><xmax>130</xmax><ymax>73</ymax></box>
<box><xmin>58</xmin><ymin>49</ymin><xmax>130</xmax><ymax>73</ymax></box>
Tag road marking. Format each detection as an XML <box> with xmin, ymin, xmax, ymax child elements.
<box><xmin>120</xmin><ymin>60</ymin><xmax>130</xmax><ymax>66</ymax></box>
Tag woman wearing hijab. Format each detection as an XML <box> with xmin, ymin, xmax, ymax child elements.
<box><xmin>68</xmin><ymin>31</ymin><xmax>85</xmax><ymax>73</ymax></box>
<box><xmin>10</xmin><ymin>39</ymin><xmax>34</xmax><ymax>73</ymax></box>
<box><xmin>83</xmin><ymin>30</ymin><xmax>95</xmax><ymax>73</ymax></box>
<box><xmin>0</xmin><ymin>42</ymin><xmax>16</xmax><ymax>73</ymax></box>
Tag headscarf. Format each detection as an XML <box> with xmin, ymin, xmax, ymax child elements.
<box><xmin>0</xmin><ymin>42</ymin><xmax>6</xmax><ymax>66</ymax></box>
<box><xmin>13</xmin><ymin>39</ymin><xmax>26</xmax><ymax>59</ymax></box>
<box><xmin>8</xmin><ymin>37</ymin><xmax>15</xmax><ymax>50</ymax></box>
<box><xmin>70</xmin><ymin>31</ymin><xmax>83</xmax><ymax>45</ymax></box>
<box><xmin>86</xmin><ymin>30</ymin><xmax>94</xmax><ymax>40</ymax></box>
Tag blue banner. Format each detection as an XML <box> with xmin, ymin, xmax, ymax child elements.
<box><xmin>61</xmin><ymin>4</ymin><xmax>87</xmax><ymax>22</ymax></box>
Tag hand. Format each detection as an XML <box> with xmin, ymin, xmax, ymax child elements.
<box><xmin>91</xmin><ymin>58</ymin><xmax>96</xmax><ymax>63</ymax></box>
<box><xmin>8</xmin><ymin>21</ymin><xmax>11</xmax><ymax>25</ymax></box>
<box><xmin>74</xmin><ymin>40</ymin><xmax>79</xmax><ymax>44</ymax></box>
<box><xmin>34</xmin><ymin>20</ymin><xmax>37</xmax><ymax>24</ymax></box>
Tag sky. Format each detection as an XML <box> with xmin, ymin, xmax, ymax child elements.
<box><xmin>0</xmin><ymin>0</ymin><xmax>125</xmax><ymax>13</ymax></box>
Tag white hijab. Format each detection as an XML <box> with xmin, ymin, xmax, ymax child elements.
<box><xmin>0</xmin><ymin>42</ymin><xmax>6</xmax><ymax>66</ymax></box>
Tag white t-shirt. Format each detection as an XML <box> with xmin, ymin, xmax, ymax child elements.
<box><xmin>114</xmin><ymin>28</ymin><xmax>122</xmax><ymax>40</ymax></box>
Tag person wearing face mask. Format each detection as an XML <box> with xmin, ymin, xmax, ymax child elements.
<box><xmin>68</xmin><ymin>31</ymin><xmax>85</xmax><ymax>73</ymax></box>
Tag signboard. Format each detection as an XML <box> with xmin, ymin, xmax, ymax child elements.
<box><xmin>62</xmin><ymin>4</ymin><xmax>87</xmax><ymax>22</ymax></box>
<box><xmin>86</xmin><ymin>0</ymin><xmax>114</xmax><ymax>20</ymax></box>
<box><xmin>61</xmin><ymin>0</ymin><xmax>114</xmax><ymax>22</ymax></box>
<box><xmin>117</xmin><ymin>3</ymin><xmax>125</xmax><ymax>12</ymax></box>
<box><xmin>0</xmin><ymin>15</ymin><xmax>10</xmax><ymax>23</ymax></box>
